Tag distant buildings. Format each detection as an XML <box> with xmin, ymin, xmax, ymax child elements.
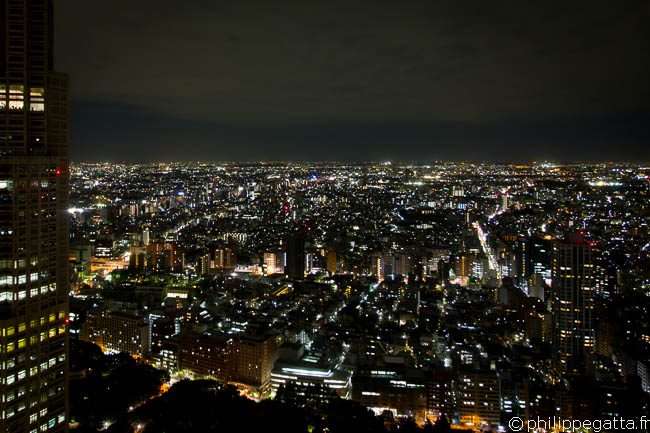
<box><xmin>148</xmin><ymin>241</ymin><xmax>183</xmax><ymax>271</ymax></box>
<box><xmin>210</xmin><ymin>244</ymin><xmax>237</xmax><ymax>270</ymax></box>
<box><xmin>65</xmin><ymin>160</ymin><xmax>650</xmax><ymax>429</ymax></box>
<box><xmin>263</xmin><ymin>252</ymin><xmax>284</xmax><ymax>275</ymax></box>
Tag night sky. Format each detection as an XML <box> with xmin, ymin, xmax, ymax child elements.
<box><xmin>55</xmin><ymin>0</ymin><xmax>650</xmax><ymax>162</ymax></box>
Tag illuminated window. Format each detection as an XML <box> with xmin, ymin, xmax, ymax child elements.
<box><xmin>49</xmin><ymin>313</ymin><xmax>55</xmax><ymax>322</ymax></box>
<box><xmin>58</xmin><ymin>311</ymin><xmax>65</xmax><ymax>319</ymax></box>
<box><xmin>18</xmin><ymin>323</ymin><xmax>26</xmax><ymax>332</ymax></box>
<box><xmin>48</xmin><ymin>328</ymin><xmax>56</xmax><ymax>337</ymax></box>
<box><xmin>18</xmin><ymin>338</ymin><xmax>26</xmax><ymax>348</ymax></box>
<box><xmin>6</xmin><ymin>326</ymin><xmax>15</xmax><ymax>336</ymax></box>
<box><xmin>30</xmin><ymin>87</ymin><xmax>45</xmax><ymax>112</ymax></box>
<box><xmin>9</xmin><ymin>86</ymin><xmax>24</xmax><ymax>110</ymax></box>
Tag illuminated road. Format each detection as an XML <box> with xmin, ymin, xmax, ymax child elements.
<box><xmin>473</xmin><ymin>221</ymin><xmax>501</xmax><ymax>280</ymax></box>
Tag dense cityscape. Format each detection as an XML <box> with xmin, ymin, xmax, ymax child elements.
<box><xmin>63</xmin><ymin>161</ymin><xmax>650</xmax><ymax>431</ymax></box>
<box><xmin>2</xmin><ymin>1</ymin><xmax>649</xmax><ymax>432</ymax></box>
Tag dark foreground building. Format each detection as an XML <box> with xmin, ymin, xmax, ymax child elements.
<box><xmin>0</xmin><ymin>1</ymin><xmax>69</xmax><ymax>432</ymax></box>
<box><xmin>551</xmin><ymin>235</ymin><xmax>595</xmax><ymax>373</ymax></box>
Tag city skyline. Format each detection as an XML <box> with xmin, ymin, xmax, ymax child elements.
<box><xmin>55</xmin><ymin>0</ymin><xmax>649</xmax><ymax>162</ymax></box>
<box><xmin>3</xmin><ymin>1</ymin><xmax>650</xmax><ymax>432</ymax></box>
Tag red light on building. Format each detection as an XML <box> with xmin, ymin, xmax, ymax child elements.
<box><xmin>55</xmin><ymin>169</ymin><xmax>61</xmax><ymax>175</ymax></box>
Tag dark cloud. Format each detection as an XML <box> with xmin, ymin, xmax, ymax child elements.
<box><xmin>55</xmin><ymin>0</ymin><xmax>650</xmax><ymax>161</ymax></box>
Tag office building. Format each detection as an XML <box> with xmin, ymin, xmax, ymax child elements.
<box><xmin>352</xmin><ymin>368</ymin><xmax>427</xmax><ymax>422</ymax></box>
<box><xmin>235</xmin><ymin>328</ymin><xmax>279</xmax><ymax>393</ymax></box>
<box><xmin>284</xmin><ymin>232</ymin><xmax>305</xmax><ymax>279</ymax></box>
<box><xmin>84</xmin><ymin>308</ymin><xmax>150</xmax><ymax>357</ymax></box>
<box><xmin>210</xmin><ymin>245</ymin><xmax>236</xmax><ymax>270</ymax></box>
<box><xmin>426</xmin><ymin>369</ymin><xmax>455</xmax><ymax>419</ymax></box>
<box><xmin>147</xmin><ymin>241</ymin><xmax>182</xmax><ymax>271</ymax></box>
<box><xmin>177</xmin><ymin>332</ymin><xmax>234</xmax><ymax>383</ymax></box>
<box><xmin>457</xmin><ymin>369</ymin><xmax>500</xmax><ymax>428</ymax></box>
<box><xmin>551</xmin><ymin>235</ymin><xmax>595</xmax><ymax>373</ymax></box>
<box><xmin>0</xmin><ymin>1</ymin><xmax>69</xmax><ymax>432</ymax></box>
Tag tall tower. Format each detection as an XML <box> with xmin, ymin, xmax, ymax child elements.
<box><xmin>551</xmin><ymin>235</ymin><xmax>595</xmax><ymax>373</ymax></box>
<box><xmin>1</xmin><ymin>1</ymin><xmax>69</xmax><ymax>432</ymax></box>
<box><xmin>284</xmin><ymin>232</ymin><xmax>305</xmax><ymax>279</ymax></box>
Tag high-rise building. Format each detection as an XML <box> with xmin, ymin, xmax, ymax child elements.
<box><xmin>326</xmin><ymin>251</ymin><xmax>337</xmax><ymax>274</ymax></box>
<box><xmin>1</xmin><ymin>1</ymin><xmax>70</xmax><ymax>432</ymax></box>
<box><xmin>147</xmin><ymin>241</ymin><xmax>182</xmax><ymax>271</ymax></box>
<box><xmin>284</xmin><ymin>232</ymin><xmax>305</xmax><ymax>279</ymax></box>
<box><xmin>551</xmin><ymin>235</ymin><xmax>595</xmax><ymax>373</ymax></box>
<box><xmin>210</xmin><ymin>244</ymin><xmax>236</xmax><ymax>270</ymax></box>
<box><xmin>235</xmin><ymin>328</ymin><xmax>279</xmax><ymax>393</ymax></box>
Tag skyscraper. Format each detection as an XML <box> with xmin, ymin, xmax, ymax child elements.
<box><xmin>551</xmin><ymin>235</ymin><xmax>595</xmax><ymax>373</ymax></box>
<box><xmin>1</xmin><ymin>1</ymin><xmax>69</xmax><ymax>432</ymax></box>
<box><xmin>284</xmin><ymin>232</ymin><xmax>305</xmax><ymax>279</ymax></box>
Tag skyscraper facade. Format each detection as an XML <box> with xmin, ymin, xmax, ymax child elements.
<box><xmin>284</xmin><ymin>232</ymin><xmax>305</xmax><ymax>279</ymax></box>
<box><xmin>551</xmin><ymin>235</ymin><xmax>595</xmax><ymax>373</ymax></box>
<box><xmin>1</xmin><ymin>1</ymin><xmax>69</xmax><ymax>432</ymax></box>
